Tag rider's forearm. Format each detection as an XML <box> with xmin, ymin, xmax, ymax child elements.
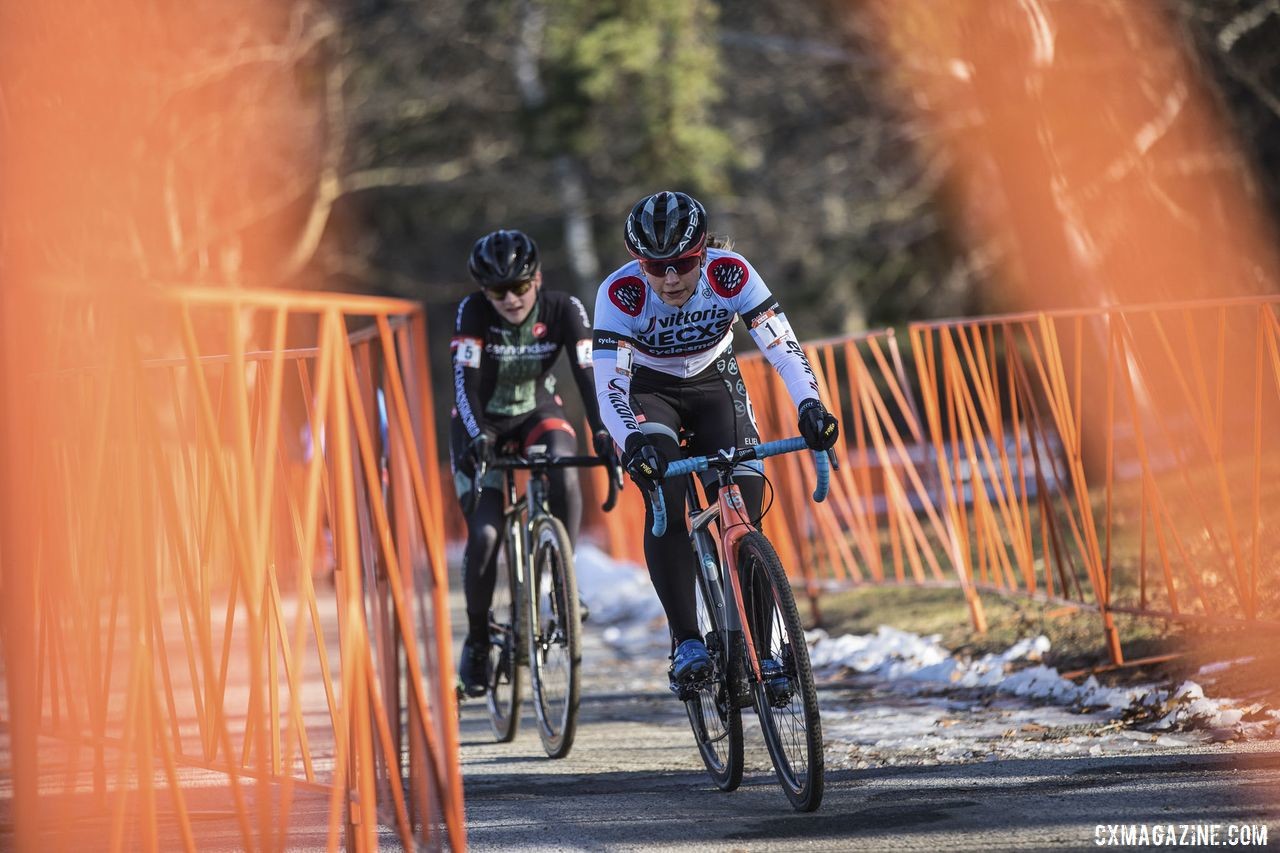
<box><xmin>591</xmin><ymin>349</ymin><xmax>641</xmax><ymax>447</ymax></box>
<box><xmin>748</xmin><ymin>311</ymin><xmax>823</xmax><ymax>408</ymax></box>
<box><xmin>451</xmin><ymin>296</ymin><xmax>490</xmax><ymax>440</ymax></box>
<box><xmin>452</xmin><ymin>360</ymin><xmax>486</xmax><ymax>440</ymax></box>
<box><xmin>570</xmin><ymin>358</ymin><xmax>607</xmax><ymax>435</ymax></box>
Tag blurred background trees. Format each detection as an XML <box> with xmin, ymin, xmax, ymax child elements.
<box><xmin>308</xmin><ymin>0</ymin><xmax>1280</xmax><ymax>331</ymax></box>
<box><xmin>322</xmin><ymin>0</ymin><xmax>973</xmax><ymax>333</ymax></box>
<box><xmin>4</xmin><ymin>0</ymin><xmax>1278</xmax><ymax>334</ymax></box>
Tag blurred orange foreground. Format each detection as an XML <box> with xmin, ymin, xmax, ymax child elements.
<box><xmin>2</xmin><ymin>3</ymin><xmax>465</xmax><ymax>851</ymax></box>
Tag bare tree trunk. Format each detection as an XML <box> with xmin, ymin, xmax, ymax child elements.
<box><xmin>515</xmin><ymin>0</ymin><xmax>601</xmax><ymax>302</ymax></box>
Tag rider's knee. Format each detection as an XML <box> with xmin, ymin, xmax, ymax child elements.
<box><xmin>468</xmin><ymin>522</ymin><xmax>500</xmax><ymax>558</ymax></box>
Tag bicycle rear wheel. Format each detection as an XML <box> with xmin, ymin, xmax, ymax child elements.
<box><xmin>684</xmin><ymin>557</ymin><xmax>743</xmax><ymax>791</ymax></box>
<box><xmin>737</xmin><ymin>531</ymin><xmax>824</xmax><ymax>812</ymax></box>
<box><xmin>527</xmin><ymin>515</ymin><xmax>581</xmax><ymax>758</ymax></box>
<box><xmin>485</xmin><ymin>530</ymin><xmax>521</xmax><ymax>742</ymax></box>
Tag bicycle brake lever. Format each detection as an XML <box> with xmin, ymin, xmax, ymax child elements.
<box><xmin>650</xmin><ymin>484</ymin><xmax>668</xmax><ymax>537</ymax></box>
<box><xmin>601</xmin><ymin>463</ymin><xmax>620</xmax><ymax>513</ymax></box>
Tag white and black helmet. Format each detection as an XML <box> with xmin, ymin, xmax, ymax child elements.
<box><xmin>623</xmin><ymin>191</ymin><xmax>708</xmax><ymax>261</ymax></box>
<box><xmin>467</xmin><ymin>229</ymin><xmax>540</xmax><ymax>287</ymax></box>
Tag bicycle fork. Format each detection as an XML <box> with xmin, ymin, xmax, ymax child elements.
<box><xmin>522</xmin><ymin>475</ymin><xmax>566</xmax><ymax>667</ymax></box>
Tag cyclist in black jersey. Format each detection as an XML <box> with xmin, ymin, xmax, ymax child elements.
<box><xmin>451</xmin><ymin>229</ymin><xmax>618</xmax><ymax>696</ymax></box>
<box><xmin>592</xmin><ymin>192</ymin><xmax>840</xmax><ymax>694</ymax></box>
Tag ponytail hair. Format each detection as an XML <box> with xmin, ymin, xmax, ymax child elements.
<box><xmin>706</xmin><ymin>233</ymin><xmax>735</xmax><ymax>251</ymax></box>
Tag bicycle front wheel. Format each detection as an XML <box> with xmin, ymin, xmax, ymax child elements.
<box><xmin>527</xmin><ymin>515</ymin><xmax>581</xmax><ymax>759</ymax></box>
<box><xmin>684</xmin><ymin>570</ymin><xmax>743</xmax><ymax>791</ymax></box>
<box><xmin>738</xmin><ymin>531</ymin><xmax>824</xmax><ymax>812</ymax></box>
<box><xmin>485</xmin><ymin>530</ymin><xmax>521</xmax><ymax>742</ymax></box>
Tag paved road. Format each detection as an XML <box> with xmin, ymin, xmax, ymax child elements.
<box><xmin>457</xmin><ymin>626</ymin><xmax>1280</xmax><ymax>852</ymax></box>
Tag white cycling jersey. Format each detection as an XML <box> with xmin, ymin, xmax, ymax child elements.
<box><xmin>591</xmin><ymin>248</ymin><xmax>822</xmax><ymax>446</ymax></box>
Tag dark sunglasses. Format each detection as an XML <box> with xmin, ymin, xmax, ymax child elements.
<box><xmin>639</xmin><ymin>254</ymin><xmax>702</xmax><ymax>277</ymax></box>
<box><xmin>483</xmin><ymin>278</ymin><xmax>535</xmax><ymax>299</ymax></box>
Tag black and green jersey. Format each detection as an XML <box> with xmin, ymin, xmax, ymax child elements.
<box><xmin>450</xmin><ymin>290</ymin><xmax>604</xmax><ymax>440</ymax></box>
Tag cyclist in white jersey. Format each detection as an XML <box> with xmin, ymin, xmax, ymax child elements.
<box><xmin>591</xmin><ymin>191</ymin><xmax>840</xmax><ymax>692</ymax></box>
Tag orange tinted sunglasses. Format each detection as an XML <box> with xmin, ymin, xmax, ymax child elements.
<box><xmin>483</xmin><ymin>278</ymin><xmax>535</xmax><ymax>299</ymax></box>
<box><xmin>639</xmin><ymin>255</ymin><xmax>702</xmax><ymax>276</ymax></box>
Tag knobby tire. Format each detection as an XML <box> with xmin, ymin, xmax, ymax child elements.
<box><xmin>527</xmin><ymin>515</ymin><xmax>581</xmax><ymax>759</ymax></box>
<box><xmin>684</xmin><ymin>554</ymin><xmax>744</xmax><ymax>791</ymax></box>
<box><xmin>485</xmin><ymin>529</ymin><xmax>522</xmax><ymax>742</ymax></box>
<box><xmin>738</xmin><ymin>531</ymin><xmax>824</xmax><ymax>812</ymax></box>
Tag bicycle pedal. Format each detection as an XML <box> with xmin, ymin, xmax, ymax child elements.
<box><xmin>671</xmin><ymin>677</ymin><xmax>709</xmax><ymax>702</ymax></box>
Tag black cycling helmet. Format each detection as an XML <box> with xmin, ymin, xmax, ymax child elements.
<box><xmin>467</xmin><ymin>229</ymin><xmax>540</xmax><ymax>287</ymax></box>
<box><xmin>623</xmin><ymin>191</ymin><xmax>708</xmax><ymax>261</ymax></box>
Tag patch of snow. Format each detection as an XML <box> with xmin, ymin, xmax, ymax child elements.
<box><xmin>575</xmin><ymin>544</ymin><xmax>667</xmax><ymax>652</ymax></box>
<box><xmin>806</xmin><ymin>627</ymin><xmax>1149</xmax><ymax>716</ymax></box>
<box><xmin>1195</xmin><ymin>656</ymin><xmax>1255</xmax><ymax>677</ymax></box>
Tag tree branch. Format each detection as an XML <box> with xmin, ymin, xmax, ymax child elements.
<box><xmin>341</xmin><ymin>159</ymin><xmax>495</xmax><ymax>193</ymax></box>
<box><xmin>170</xmin><ymin>7</ymin><xmax>337</xmax><ymax>93</ymax></box>
<box><xmin>1217</xmin><ymin>0</ymin><xmax>1280</xmax><ymax>52</ymax></box>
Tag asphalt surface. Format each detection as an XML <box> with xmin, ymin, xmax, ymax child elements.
<box><xmin>456</xmin><ymin>626</ymin><xmax>1280</xmax><ymax>852</ymax></box>
<box><xmin>3</xmin><ymin>581</ymin><xmax>1274</xmax><ymax>851</ymax></box>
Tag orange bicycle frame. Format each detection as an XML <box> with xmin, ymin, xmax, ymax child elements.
<box><xmin>700</xmin><ymin>482</ymin><xmax>764</xmax><ymax>685</ymax></box>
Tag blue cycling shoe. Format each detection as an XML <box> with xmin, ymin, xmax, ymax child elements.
<box><xmin>759</xmin><ymin>658</ymin><xmax>793</xmax><ymax>706</ymax></box>
<box><xmin>669</xmin><ymin>638</ymin><xmax>712</xmax><ymax>694</ymax></box>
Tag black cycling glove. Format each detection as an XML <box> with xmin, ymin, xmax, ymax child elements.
<box><xmin>465</xmin><ymin>430</ymin><xmax>494</xmax><ymax>474</ymax></box>
<box><xmin>622</xmin><ymin>432</ymin><xmax>665</xmax><ymax>491</ymax></box>
<box><xmin>797</xmin><ymin>398</ymin><xmax>839</xmax><ymax>451</ymax></box>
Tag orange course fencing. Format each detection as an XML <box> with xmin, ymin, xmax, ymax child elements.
<box><xmin>0</xmin><ymin>286</ymin><xmax>464</xmax><ymax>851</ymax></box>
<box><xmin>736</xmin><ymin>296</ymin><xmax>1280</xmax><ymax>663</ymax></box>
